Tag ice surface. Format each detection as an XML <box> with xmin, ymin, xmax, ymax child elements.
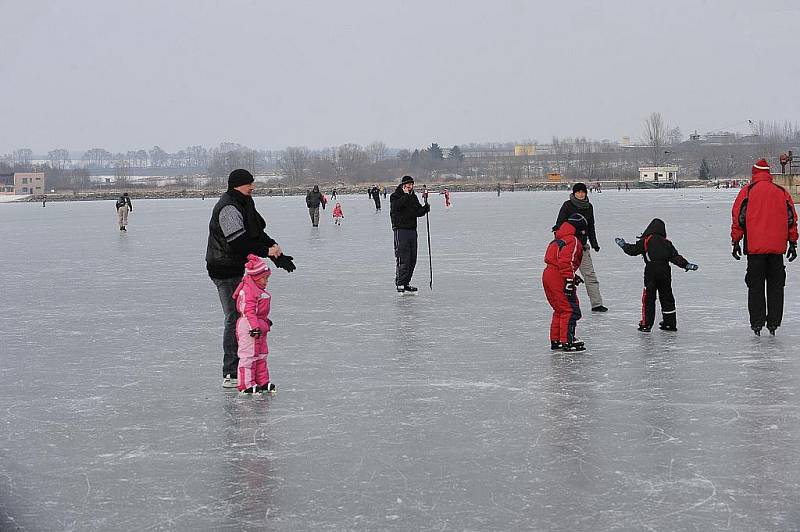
<box><xmin>1</xmin><ymin>189</ymin><xmax>799</xmax><ymax>530</ymax></box>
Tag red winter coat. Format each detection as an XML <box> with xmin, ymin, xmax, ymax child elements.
<box><xmin>544</xmin><ymin>221</ymin><xmax>584</xmax><ymax>282</ymax></box>
<box><xmin>731</xmin><ymin>168</ymin><xmax>798</xmax><ymax>254</ymax></box>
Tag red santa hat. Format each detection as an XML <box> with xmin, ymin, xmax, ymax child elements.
<box><xmin>244</xmin><ymin>254</ymin><xmax>271</xmax><ymax>278</ymax></box>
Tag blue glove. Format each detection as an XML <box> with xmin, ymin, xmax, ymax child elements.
<box><xmin>685</xmin><ymin>263</ymin><xmax>698</xmax><ymax>271</ymax></box>
<box><xmin>614</xmin><ymin>237</ymin><xmax>626</xmax><ymax>248</ymax></box>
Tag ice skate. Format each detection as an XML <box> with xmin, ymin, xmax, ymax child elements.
<box><xmin>222</xmin><ymin>374</ymin><xmax>238</xmax><ymax>389</ymax></box>
<box><xmin>591</xmin><ymin>305</ymin><xmax>608</xmax><ymax>312</ymax></box>
<box><xmin>658</xmin><ymin>321</ymin><xmax>677</xmax><ymax>331</ymax></box>
<box><xmin>638</xmin><ymin>323</ymin><xmax>652</xmax><ymax>332</ymax></box>
<box><xmin>752</xmin><ymin>326</ymin><xmax>762</xmax><ymax>336</ymax></box>
<box><xmin>561</xmin><ymin>342</ymin><xmax>586</xmax><ymax>352</ymax></box>
<box><xmin>258</xmin><ymin>382</ymin><xmax>277</xmax><ymax>394</ymax></box>
<box><xmin>239</xmin><ymin>385</ymin><xmax>261</xmax><ymax>396</ymax></box>
<box><xmin>396</xmin><ymin>285</ymin><xmax>405</xmax><ymax>293</ymax></box>
<box><xmin>767</xmin><ymin>326</ymin><xmax>777</xmax><ymax>336</ymax></box>
<box><xmin>550</xmin><ymin>340</ymin><xmax>562</xmax><ymax>350</ymax></box>
<box><xmin>403</xmin><ymin>285</ymin><xmax>418</xmax><ymax>292</ymax></box>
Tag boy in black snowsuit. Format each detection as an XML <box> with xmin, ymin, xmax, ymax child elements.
<box><xmin>615</xmin><ymin>218</ymin><xmax>698</xmax><ymax>331</ymax></box>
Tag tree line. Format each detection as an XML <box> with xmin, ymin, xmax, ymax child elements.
<box><xmin>2</xmin><ymin>116</ymin><xmax>798</xmax><ymax>191</ymax></box>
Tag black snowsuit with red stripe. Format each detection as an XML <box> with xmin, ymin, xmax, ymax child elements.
<box><xmin>621</xmin><ymin>219</ymin><xmax>689</xmax><ymax>329</ymax></box>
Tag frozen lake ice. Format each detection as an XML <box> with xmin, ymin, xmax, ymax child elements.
<box><xmin>1</xmin><ymin>188</ymin><xmax>799</xmax><ymax>530</ymax></box>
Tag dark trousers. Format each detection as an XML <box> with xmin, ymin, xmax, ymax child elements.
<box><xmin>394</xmin><ymin>228</ymin><xmax>418</xmax><ymax>287</ymax></box>
<box><xmin>745</xmin><ymin>254</ymin><xmax>786</xmax><ymax>329</ymax></box>
<box><xmin>212</xmin><ymin>276</ymin><xmax>241</xmax><ymax>377</ymax></box>
<box><xmin>640</xmin><ymin>267</ymin><xmax>676</xmax><ymax>328</ymax></box>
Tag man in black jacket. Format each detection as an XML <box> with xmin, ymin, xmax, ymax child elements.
<box><xmin>305</xmin><ymin>185</ymin><xmax>325</xmax><ymax>227</ymax></box>
<box><xmin>206</xmin><ymin>169</ymin><xmax>295</xmax><ymax>388</ymax></box>
<box><xmin>554</xmin><ymin>182</ymin><xmax>607</xmax><ymax>311</ymax></box>
<box><xmin>390</xmin><ymin>175</ymin><xmax>430</xmax><ymax>292</ymax></box>
<box><xmin>116</xmin><ymin>192</ymin><xmax>133</xmax><ymax>231</ymax></box>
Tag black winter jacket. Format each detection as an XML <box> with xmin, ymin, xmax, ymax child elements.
<box><xmin>621</xmin><ymin>218</ymin><xmax>688</xmax><ymax>275</ymax></box>
<box><xmin>206</xmin><ymin>189</ymin><xmax>277</xmax><ymax>279</ymax></box>
<box><xmin>306</xmin><ymin>189</ymin><xmax>325</xmax><ymax>209</ymax></box>
<box><xmin>555</xmin><ymin>197</ymin><xmax>598</xmax><ymax>250</ymax></box>
<box><xmin>390</xmin><ymin>185</ymin><xmax>429</xmax><ymax>230</ymax></box>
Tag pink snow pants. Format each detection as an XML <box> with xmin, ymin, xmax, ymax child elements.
<box><xmin>235</xmin><ymin>318</ymin><xmax>269</xmax><ymax>391</ymax></box>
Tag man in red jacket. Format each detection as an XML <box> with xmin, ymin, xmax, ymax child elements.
<box><xmin>731</xmin><ymin>158</ymin><xmax>798</xmax><ymax>335</ymax></box>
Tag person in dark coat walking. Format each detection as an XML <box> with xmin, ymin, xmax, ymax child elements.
<box><xmin>369</xmin><ymin>185</ymin><xmax>382</xmax><ymax>212</ymax></box>
<box><xmin>554</xmin><ymin>183</ymin><xmax>607</xmax><ymax>311</ymax></box>
<box><xmin>615</xmin><ymin>218</ymin><xmax>698</xmax><ymax>332</ymax></box>
<box><xmin>731</xmin><ymin>158</ymin><xmax>798</xmax><ymax>335</ymax></box>
<box><xmin>390</xmin><ymin>175</ymin><xmax>430</xmax><ymax>292</ymax></box>
<box><xmin>206</xmin><ymin>169</ymin><xmax>295</xmax><ymax>388</ymax></box>
<box><xmin>306</xmin><ymin>185</ymin><xmax>325</xmax><ymax>227</ymax></box>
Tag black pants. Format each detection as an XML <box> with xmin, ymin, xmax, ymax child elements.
<box><xmin>641</xmin><ymin>266</ymin><xmax>676</xmax><ymax>328</ymax></box>
<box><xmin>394</xmin><ymin>228</ymin><xmax>418</xmax><ymax>287</ymax></box>
<box><xmin>745</xmin><ymin>254</ymin><xmax>786</xmax><ymax>329</ymax></box>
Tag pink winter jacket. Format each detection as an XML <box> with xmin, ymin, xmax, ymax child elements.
<box><xmin>233</xmin><ymin>276</ymin><xmax>272</xmax><ymax>335</ymax></box>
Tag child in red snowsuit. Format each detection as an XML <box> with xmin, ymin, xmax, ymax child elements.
<box><xmin>233</xmin><ymin>254</ymin><xmax>275</xmax><ymax>395</ymax></box>
<box><xmin>332</xmin><ymin>202</ymin><xmax>344</xmax><ymax>225</ymax></box>
<box><xmin>542</xmin><ymin>214</ymin><xmax>588</xmax><ymax>351</ymax></box>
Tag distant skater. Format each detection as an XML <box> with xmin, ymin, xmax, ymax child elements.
<box><xmin>443</xmin><ymin>188</ymin><xmax>451</xmax><ymax>208</ymax></box>
<box><xmin>233</xmin><ymin>254</ymin><xmax>276</xmax><ymax>395</ymax></box>
<box><xmin>615</xmin><ymin>218</ymin><xmax>698</xmax><ymax>332</ymax></box>
<box><xmin>543</xmin><ymin>213</ymin><xmax>588</xmax><ymax>351</ymax></box>
<box><xmin>116</xmin><ymin>192</ymin><xmax>132</xmax><ymax>231</ymax></box>
<box><xmin>332</xmin><ymin>202</ymin><xmax>344</xmax><ymax>225</ymax></box>
<box><xmin>42</xmin><ymin>195</ymin><xmax>47</xmax><ymax>207</ymax></box>
<box><xmin>497</xmin><ymin>183</ymin><xmax>501</xmax><ymax>197</ymax></box>
<box><xmin>731</xmin><ymin>158</ymin><xmax>798</xmax><ymax>336</ymax></box>
<box><xmin>369</xmin><ymin>185</ymin><xmax>382</xmax><ymax>212</ymax></box>
<box><xmin>331</xmin><ymin>188</ymin><xmax>337</xmax><ymax>200</ymax></box>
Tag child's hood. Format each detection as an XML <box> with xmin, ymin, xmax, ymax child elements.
<box><xmin>642</xmin><ymin>218</ymin><xmax>667</xmax><ymax>238</ymax></box>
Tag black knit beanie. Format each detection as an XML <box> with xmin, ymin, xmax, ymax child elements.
<box><xmin>572</xmin><ymin>182</ymin><xmax>588</xmax><ymax>194</ymax></box>
<box><xmin>228</xmin><ymin>169</ymin><xmax>254</xmax><ymax>189</ymax></box>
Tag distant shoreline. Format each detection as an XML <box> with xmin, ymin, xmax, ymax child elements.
<box><xmin>7</xmin><ymin>180</ymin><xmax>717</xmax><ymax>203</ymax></box>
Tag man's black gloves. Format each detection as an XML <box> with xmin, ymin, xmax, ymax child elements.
<box><xmin>270</xmin><ymin>254</ymin><xmax>296</xmax><ymax>272</ymax></box>
<box><xmin>423</xmin><ymin>203</ymin><xmax>430</xmax><ymax>213</ymax></box>
<box><xmin>732</xmin><ymin>241</ymin><xmax>742</xmax><ymax>260</ymax></box>
<box><xmin>787</xmin><ymin>241</ymin><xmax>798</xmax><ymax>262</ymax></box>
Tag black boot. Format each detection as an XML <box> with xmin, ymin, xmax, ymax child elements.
<box><xmin>638</xmin><ymin>323</ymin><xmax>652</xmax><ymax>332</ymax></box>
<box><xmin>562</xmin><ymin>342</ymin><xmax>586</xmax><ymax>352</ymax></box>
<box><xmin>767</xmin><ymin>326</ymin><xmax>777</xmax><ymax>336</ymax></box>
<box><xmin>752</xmin><ymin>326</ymin><xmax>762</xmax><ymax>336</ymax></box>
<box><xmin>658</xmin><ymin>321</ymin><xmax>677</xmax><ymax>331</ymax></box>
<box><xmin>403</xmin><ymin>285</ymin><xmax>418</xmax><ymax>292</ymax></box>
<box><xmin>550</xmin><ymin>340</ymin><xmax>562</xmax><ymax>350</ymax></box>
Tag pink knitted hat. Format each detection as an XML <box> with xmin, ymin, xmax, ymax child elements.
<box><xmin>244</xmin><ymin>254</ymin><xmax>271</xmax><ymax>278</ymax></box>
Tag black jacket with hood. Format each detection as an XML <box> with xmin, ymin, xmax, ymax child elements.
<box><xmin>621</xmin><ymin>218</ymin><xmax>688</xmax><ymax>276</ymax></box>
<box><xmin>390</xmin><ymin>184</ymin><xmax>429</xmax><ymax>230</ymax></box>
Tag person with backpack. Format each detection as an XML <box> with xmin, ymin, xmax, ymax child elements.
<box><xmin>615</xmin><ymin>218</ymin><xmax>698</xmax><ymax>332</ymax></box>
<box><xmin>115</xmin><ymin>192</ymin><xmax>133</xmax><ymax>231</ymax></box>
<box><xmin>731</xmin><ymin>158</ymin><xmax>798</xmax><ymax>335</ymax></box>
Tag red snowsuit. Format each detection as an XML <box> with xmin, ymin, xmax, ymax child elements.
<box><xmin>542</xmin><ymin>221</ymin><xmax>584</xmax><ymax>344</ymax></box>
<box><xmin>233</xmin><ymin>276</ymin><xmax>272</xmax><ymax>391</ymax></box>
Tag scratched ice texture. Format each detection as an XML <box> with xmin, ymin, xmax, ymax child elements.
<box><xmin>1</xmin><ymin>188</ymin><xmax>799</xmax><ymax>531</ymax></box>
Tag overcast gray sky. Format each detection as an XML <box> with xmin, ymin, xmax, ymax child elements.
<box><xmin>1</xmin><ymin>0</ymin><xmax>798</xmax><ymax>153</ymax></box>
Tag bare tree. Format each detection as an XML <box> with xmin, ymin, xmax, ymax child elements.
<box><xmin>366</xmin><ymin>141</ymin><xmax>387</xmax><ymax>164</ymax></box>
<box><xmin>278</xmin><ymin>147</ymin><xmax>308</xmax><ymax>183</ymax></box>
<box><xmin>337</xmin><ymin>143</ymin><xmax>369</xmax><ymax>181</ymax></box>
<box><xmin>643</xmin><ymin>112</ymin><xmax>668</xmax><ymax>166</ymax></box>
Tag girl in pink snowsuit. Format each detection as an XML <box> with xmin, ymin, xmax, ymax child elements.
<box><xmin>332</xmin><ymin>202</ymin><xmax>344</xmax><ymax>225</ymax></box>
<box><xmin>233</xmin><ymin>254</ymin><xmax>275</xmax><ymax>394</ymax></box>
